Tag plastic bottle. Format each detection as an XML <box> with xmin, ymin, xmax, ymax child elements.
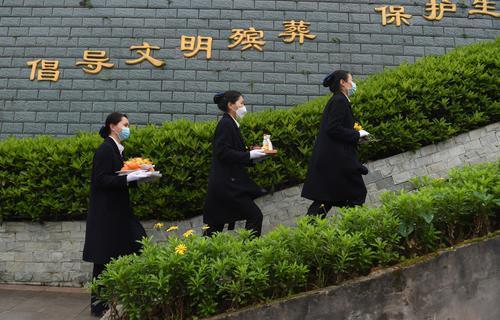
<box><xmin>262</xmin><ymin>134</ymin><xmax>273</xmax><ymax>151</ymax></box>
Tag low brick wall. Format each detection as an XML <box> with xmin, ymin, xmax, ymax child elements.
<box><xmin>207</xmin><ymin>235</ymin><xmax>500</xmax><ymax>320</ymax></box>
<box><xmin>0</xmin><ymin>122</ymin><xmax>498</xmax><ymax>286</ymax></box>
<box><xmin>0</xmin><ymin>220</ymin><xmax>163</xmax><ymax>287</ymax></box>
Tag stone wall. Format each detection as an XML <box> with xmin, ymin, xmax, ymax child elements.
<box><xmin>1</xmin><ymin>0</ymin><xmax>499</xmax><ymax>137</ymax></box>
<box><xmin>0</xmin><ymin>122</ymin><xmax>498</xmax><ymax>286</ymax></box>
<box><xmin>207</xmin><ymin>234</ymin><xmax>500</xmax><ymax>320</ymax></box>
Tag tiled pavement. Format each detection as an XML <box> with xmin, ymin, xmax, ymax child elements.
<box><xmin>0</xmin><ymin>284</ymin><xmax>95</xmax><ymax>320</ymax></box>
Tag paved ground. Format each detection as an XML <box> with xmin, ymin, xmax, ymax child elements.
<box><xmin>0</xmin><ymin>284</ymin><xmax>95</xmax><ymax>320</ymax></box>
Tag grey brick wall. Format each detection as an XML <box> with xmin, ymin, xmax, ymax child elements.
<box><xmin>1</xmin><ymin>122</ymin><xmax>498</xmax><ymax>286</ymax></box>
<box><xmin>0</xmin><ymin>0</ymin><xmax>499</xmax><ymax>137</ymax></box>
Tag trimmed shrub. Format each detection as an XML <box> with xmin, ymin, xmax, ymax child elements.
<box><xmin>353</xmin><ymin>38</ymin><xmax>500</xmax><ymax>161</ymax></box>
<box><xmin>93</xmin><ymin>161</ymin><xmax>500</xmax><ymax>320</ymax></box>
<box><xmin>0</xmin><ymin>39</ymin><xmax>499</xmax><ymax>222</ymax></box>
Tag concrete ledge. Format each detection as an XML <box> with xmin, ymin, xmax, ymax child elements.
<box><xmin>206</xmin><ymin>234</ymin><xmax>500</xmax><ymax>320</ymax></box>
<box><xmin>0</xmin><ymin>284</ymin><xmax>87</xmax><ymax>294</ymax></box>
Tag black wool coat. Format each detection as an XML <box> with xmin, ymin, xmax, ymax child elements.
<box><xmin>83</xmin><ymin>137</ymin><xmax>146</xmax><ymax>265</ymax></box>
<box><xmin>204</xmin><ymin>113</ymin><xmax>265</xmax><ymax>225</ymax></box>
<box><xmin>301</xmin><ymin>93</ymin><xmax>368</xmax><ymax>206</ymax></box>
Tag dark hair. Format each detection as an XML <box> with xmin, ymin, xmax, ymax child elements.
<box><xmin>99</xmin><ymin>112</ymin><xmax>128</xmax><ymax>139</ymax></box>
<box><xmin>322</xmin><ymin>70</ymin><xmax>351</xmax><ymax>94</ymax></box>
<box><xmin>213</xmin><ymin>91</ymin><xmax>242</xmax><ymax>112</ymax></box>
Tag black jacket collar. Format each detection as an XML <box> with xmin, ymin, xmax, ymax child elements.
<box><xmin>222</xmin><ymin>112</ymin><xmax>239</xmax><ymax>129</ymax></box>
<box><xmin>222</xmin><ymin>113</ymin><xmax>245</xmax><ymax>149</ymax></box>
<box><xmin>105</xmin><ymin>136</ymin><xmax>124</xmax><ymax>160</ymax></box>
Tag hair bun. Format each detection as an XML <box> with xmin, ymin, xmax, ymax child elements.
<box><xmin>98</xmin><ymin>126</ymin><xmax>107</xmax><ymax>139</ymax></box>
<box><xmin>322</xmin><ymin>72</ymin><xmax>335</xmax><ymax>87</ymax></box>
<box><xmin>213</xmin><ymin>92</ymin><xmax>225</xmax><ymax>104</ymax></box>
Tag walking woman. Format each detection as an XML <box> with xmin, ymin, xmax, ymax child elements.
<box><xmin>83</xmin><ymin>112</ymin><xmax>149</xmax><ymax>317</ymax></box>
<box><xmin>203</xmin><ymin>91</ymin><xmax>267</xmax><ymax>237</ymax></box>
<box><xmin>301</xmin><ymin>70</ymin><xmax>370</xmax><ymax>218</ymax></box>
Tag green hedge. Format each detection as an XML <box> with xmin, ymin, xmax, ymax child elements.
<box><xmin>353</xmin><ymin>38</ymin><xmax>500</xmax><ymax>161</ymax></box>
<box><xmin>92</xmin><ymin>162</ymin><xmax>500</xmax><ymax>320</ymax></box>
<box><xmin>0</xmin><ymin>39</ymin><xmax>499</xmax><ymax>222</ymax></box>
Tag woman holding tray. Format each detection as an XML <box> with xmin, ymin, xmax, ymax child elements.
<box><xmin>301</xmin><ymin>70</ymin><xmax>370</xmax><ymax>218</ymax></box>
<box><xmin>203</xmin><ymin>91</ymin><xmax>268</xmax><ymax>237</ymax></box>
<box><xmin>83</xmin><ymin>112</ymin><xmax>150</xmax><ymax>317</ymax></box>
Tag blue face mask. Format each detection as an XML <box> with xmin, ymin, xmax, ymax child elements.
<box><xmin>348</xmin><ymin>81</ymin><xmax>357</xmax><ymax>96</ymax></box>
<box><xmin>118</xmin><ymin>127</ymin><xmax>130</xmax><ymax>141</ymax></box>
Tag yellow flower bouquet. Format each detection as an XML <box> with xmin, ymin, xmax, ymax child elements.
<box><xmin>353</xmin><ymin>122</ymin><xmax>379</xmax><ymax>143</ymax></box>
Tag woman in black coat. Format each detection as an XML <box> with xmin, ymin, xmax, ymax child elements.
<box><xmin>83</xmin><ymin>112</ymin><xmax>148</xmax><ymax>317</ymax></box>
<box><xmin>301</xmin><ymin>70</ymin><xmax>370</xmax><ymax>218</ymax></box>
<box><xmin>203</xmin><ymin>91</ymin><xmax>268</xmax><ymax>237</ymax></box>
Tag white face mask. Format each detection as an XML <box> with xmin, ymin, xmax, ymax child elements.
<box><xmin>235</xmin><ymin>105</ymin><xmax>247</xmax><ymax>119</ymax></box>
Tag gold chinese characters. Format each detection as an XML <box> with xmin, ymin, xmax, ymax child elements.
<box><xmin>126</xmin><ymin>42</ymin><xmax>166</xmax><ymax>67</ymax></box>
<box><xmin>76</xmin><ymin>50</ymin><xmax>114</xmax><ymax>74</ymax></box>
<box><xmin>181</xmin><ymin>36</ymin><xmax>213</xmax><ymax>59</ymax></box>
<box><xmin>228</xmin><ymin>28</ymin><xmax>266</xmax><ymax>51</ymax></box>
<box><xmin>27</xmin><ymin>59</ymin><xmax>60</xmax><ymax>81</ymax></box>
<box><xmin>375</xmin><ymin>6</ymin><xmax>412</xmax><ymax>26</ymax></box>
<box><xmin>279</xmin><ymin>20</ymin><xmax>317</xmax><ymax>44</ymax></box>
<box><xmin>424</xmin><ymin>0</ymin><xmax>457</xmax><ymax>21</ymax></box>
<box><xmin>376</xmin><ymin>1</ymin><xmax>498</xmax><ymax>26</ymax></box>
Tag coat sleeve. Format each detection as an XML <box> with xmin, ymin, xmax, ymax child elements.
<box><xmin>92</xmin><ymin>145</ymin><xmax>128</xmax><ymax>189</ymax></box>
<box><xmin>214</xmin><ymin>121</ymin><xmax>251</xmax><ymax>165</ymax></box>
<box><xmin>326</xmin><ymin>98</ymin><xmax>360</xmax><ymax>145</ymax></box>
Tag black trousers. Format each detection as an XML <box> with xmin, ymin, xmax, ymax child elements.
<box><xmin>307</xmin><ymin>197</ymin><xmax>365</xmax><ymax>219</ymax></box>
<box><xmin>204</xmin><ymin>200</ymin><xmax>263</xmax><ymax>237</ymax></box>
<box><xmin>91</xmin><ymin>263</ymin><xmax>107</xmax><ymax>316</ymax></box>
<box><xmin>306</xmin><ymin>201</ymin><xmax>334</xmax><ymax>219</ymax></box>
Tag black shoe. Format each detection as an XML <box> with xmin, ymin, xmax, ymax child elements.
<box><xmin>91</xmin><ymin>302</ymin><xmax>107</xmax><ymax>317</ymax></box>
<box><xmin>91</xmin><ymin>309</ymin><xmax>107</xmax><ymax>318</ymax></box>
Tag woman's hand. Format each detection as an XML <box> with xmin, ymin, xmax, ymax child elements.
<box><xmin>250</xmin><ymin>149</ymin><xmax>266</xmax><ymax>159</ymax></box>
<box><xmin>138</xmin><ymin>172</ymin><xmax>162</xmax><ymax>184</ymax></box>
<box><xmin>358</xmin><ymin>165</ymin><xmax>369</xmax><ymax>175</ymax></box>
<box><xmin>126</xmin><ymin>170</ymin><xmax>150</xmax><ymax>183</ymax></box>
<box><xmin>359</xmin><ymin>129</ymin><xmax>370</xmax><ymax>138</ymax></box>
